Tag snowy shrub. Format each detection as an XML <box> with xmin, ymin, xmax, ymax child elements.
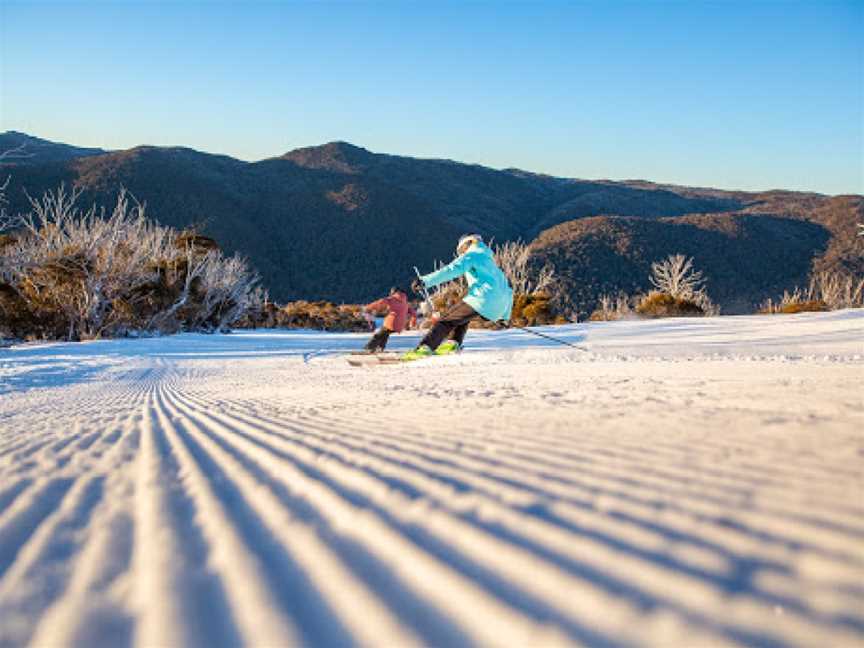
<box><xmin>762</xmin><ymin>294</ymin><xmax>805</xmax><ymax>314</ymax></box>
<box><xmin>760</xmin><ymin>271</ymin><xmax>863</xmax><ymax>314</ymax></box>
<box><xmin>641</xmin><ymin>253</ymin><xmax>719</xmax><ymax>317</ymax></box>
<box><xmin>810</xmin><ymin>271</ymin><xmax>864</xmax><ymax>310</ymax></box>
<box><xmin>589</xmin><ymin>292</ymin><xmax>633</xmax><ymax>321</ymax></box>
<box><xmin>494</xmin><ymin>240</ymin><xmax>556</xmax><ymax>296</ymax></box>
<box><xmin>0</xmin><ymin>185</ymin><xmax>259</xmax><ymax>340</ymax></box>
<box><xmin>690</xmin><ymin>290</ymin><xmax>720</xmax><ymax>316</ymax></box>
<box><xmin>495</xmin><ymin>239</ymin><xmax>572</xmax><ymax>321</ymax></box>
<box><xmin>232</xmin><ymin>287</ymin><xmax>277</xmax><ymax>327</ymax></box>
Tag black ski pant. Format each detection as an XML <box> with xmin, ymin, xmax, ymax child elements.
<box><xmin>420</xmin><ymin>301</ymin><xmax>485</xmax><ymax>350</ymax></box>
<box><xmin>365</xmin><ymin>327</ymin><xmax>392</xmax><ymax>352</ymax></box>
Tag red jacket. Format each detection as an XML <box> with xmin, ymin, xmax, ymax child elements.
<box><xmin>366</xmin><ymin>293</ymin><xmax>416</xmax><ymax>333</ymax></box>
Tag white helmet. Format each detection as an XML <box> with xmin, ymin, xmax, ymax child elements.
<box><xmin>456</xmin><ymin>233</ymin><xmax>483</xmax><ymax>254</ymax></box>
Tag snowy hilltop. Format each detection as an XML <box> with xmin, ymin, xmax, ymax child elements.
<box><xmin>1</xmin><ymin>310</ymin><xmax>862</xmax><ymax>646</ymax></box>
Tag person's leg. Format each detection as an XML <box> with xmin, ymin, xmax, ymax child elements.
<box><xmin>377</xmin><ymin>328</ymin><xmax>391</xmax><ymax>351</ymax></box>
<box><xmin>419</xmin><ymin>301</ymin><xmax>478</xmax><ymax>351</ymax></box>
<box><xmin>443</xmin><ymin>310</ymin><xmax>489</xmax><ymax>350</ymax></box>
<box><xmin>365</xmin><ymin>327</ymin><xmax>392</xmax><ymax>352</ymax></box>
<box><xmin>450</xmin><ymin>322</ymin><xmax>471</xmax><ymax>347</ymax></box>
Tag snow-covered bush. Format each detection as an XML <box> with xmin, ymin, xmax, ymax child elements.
<box><xmin>0</xmin><ymin>185</ymin><xmax>259</xmax><ymax>340</ymax></box>
<box><xmin>589</xmin><ymin>292</ymin><xmax>633</xmax><ymax>321</ymax></box>
<box><xmin>810</xmin><ymin>271</ymin><xmax>864</xmax><ymax>310</ymax></box>
<box><xmin>639</xmin><ymin>254</ymin><xmax>718</xmax><ymax>317</ymax></box>
<box><xmin>760</xmin><ymin>271</ymin><xmax>863</xmax><ymax>314</ymax></box>
<box><xmin>759</xmin><ymin>292</ymin><xmax>827</xmax><ymax>314</ymax></box>
<box><xmin>494</xmin><ymin>240</ymin><xmax>556</xmax><ymax>296</ymax></box>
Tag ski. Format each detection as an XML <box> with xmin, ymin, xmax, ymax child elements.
<box><xmin>346</xmin><ymin>352</ymin><xmax>403</xmax><ymax>366</ymax></box>
<box><xmin>347</xmin><ymin>346</ymin><xmax>466</xmax><ymax>366</ymax></box>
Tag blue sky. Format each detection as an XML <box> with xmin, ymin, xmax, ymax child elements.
<box><xmin>1</xmin><ymin>0</ymin><xmax>861</xmax><ymax>194</ymax></box>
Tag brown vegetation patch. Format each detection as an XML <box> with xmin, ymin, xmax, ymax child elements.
<box><xmin>237</xmin><ymin>300</ymin><xmax>368</xmax><ymax>332</ymax></box>
<box><xmin>779</xmin><ymin>300</ymin><xmax>829</xmax><ymax>314</ymax></box>
<box><xmin>635</xmin><ymin>292</ymin><xmax>705</xmax><ymax>318</ymax></box>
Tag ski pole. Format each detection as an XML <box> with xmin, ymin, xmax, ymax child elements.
<box><xmin>413</xmin><ymin>266</ymin><xmax>437</xmax><ymax>315</ymax></box>
<box><xmin>507</xmin><ymin>322</ymin><xmax>588</xmax><ymax>351</ymax></box>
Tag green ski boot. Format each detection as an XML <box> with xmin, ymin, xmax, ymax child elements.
<box><xmin>401</xmin><ymin>345</ymin><xmax>433</xmax><ymax>362</ymax></box>
<box><xmin>435</xmin><ymin>340</ymin><xmax>462</xmax><ymax>355</ymax></box>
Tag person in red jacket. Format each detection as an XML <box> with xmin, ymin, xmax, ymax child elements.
<box><xmin>363</xmin><ymin>287</ymin><xmax>416</xmax><ymax>352</ymax></box>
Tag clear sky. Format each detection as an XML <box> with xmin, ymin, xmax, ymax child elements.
<box><xmin>1</xmin><ymin>0</ymin><xmax>862</xmax><ymax>194</ymax></box>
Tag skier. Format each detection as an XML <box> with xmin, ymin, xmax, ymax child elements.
<box><xmin>403</xmin><ymin>234</ymin><xmax>513</xmax><ymax>360</ymax></box>
<box><xmin>362</xmin><ymin>287</ymin><xmax>416</xmax><ymax>352</ymax></box>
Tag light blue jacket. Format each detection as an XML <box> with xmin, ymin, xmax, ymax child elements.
<box><xmin>421</xmin><ymin>242</ymin><xmax>513</xmax><ymax>322</ymax></box>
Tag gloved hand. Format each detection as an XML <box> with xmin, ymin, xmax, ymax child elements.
<box><xmin>411</xmin><ymin>278</ymin><xmax>426</xmax><ymax>295</ymax></box>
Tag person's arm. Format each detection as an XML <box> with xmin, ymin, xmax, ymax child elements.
<box><xmin>365</xmin><ymin>298</ymin><xmax>387</xmax><ymax>312</ymax></box>
<box><xmin>420</xmin><ymin>251</ymin><xmax>474</xmax><ymax>288</ymax></box>
<box><xmin>407</xmin><ymin>306</ymin><xmax>417</xmax><ymax>328</ymax></box>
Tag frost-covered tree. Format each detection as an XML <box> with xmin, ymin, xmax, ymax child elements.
<box><xmin>638</xmin><ymin>253</ymin><xmax>719</xmax><ymax>317</ymax></box>
<box><xmin>493</xmin><ymin>240</ymin><xmax>556</xmax><ymax>295</ymax></box>
<box><xmin>649</xmin><ymin>254</ymin><xmax>705</xmax><ymax>299</ymax></box>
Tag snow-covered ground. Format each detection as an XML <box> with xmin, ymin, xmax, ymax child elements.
<box><xmin>1</xmin><ymin>311</ymin><xmax>862</xmax><ymax>647</ymax></box>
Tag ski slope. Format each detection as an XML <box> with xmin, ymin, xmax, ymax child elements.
<box><xmin>1</xmin><ymin>310</ymin><xmax>862</xmax><ymax>647</ymax></box>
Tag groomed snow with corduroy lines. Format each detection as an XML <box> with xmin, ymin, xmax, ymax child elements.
<box><xmin>1</xmin><ymin>310</ymin><xmax>862</xmax><ymax>647</ymax></box>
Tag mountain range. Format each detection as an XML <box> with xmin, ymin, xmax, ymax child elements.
<box><xmin>2</xmin><ymin>130</ymin><xmax>861</xmax><ymax>315</ymax></box>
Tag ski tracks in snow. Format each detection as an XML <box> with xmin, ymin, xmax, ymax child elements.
<box><xmin>0</xmin><ymin>342</ymin><xmax>863</xmax><ymax>647</ymax></box>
